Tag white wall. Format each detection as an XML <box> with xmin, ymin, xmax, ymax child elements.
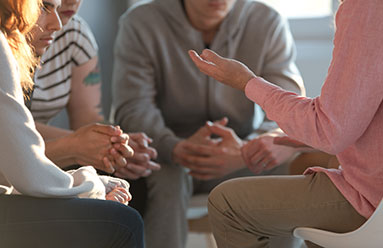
<box><xmin>290</xmin><ymin>16</ymin><xmax>335</xmax><ymax>97</ymax></box>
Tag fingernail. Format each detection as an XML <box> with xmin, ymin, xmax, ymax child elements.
<box><xmin>206</xmin><ymin>121</ymin><xmax>213</xmax><ymax>126</ymax></box>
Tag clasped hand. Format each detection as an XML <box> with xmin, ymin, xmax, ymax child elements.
<box><xmin>173</xmin><ymin>118</ymin><xmax>245</xmax><ymax>180</ymax></box>
<box><xmin>68</xmin><ymin>124</ymin><xmax>160</xmax><ymax>179</ymax></box>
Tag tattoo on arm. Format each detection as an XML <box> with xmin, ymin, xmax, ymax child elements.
<box><xmin>84</xmin><ymin>66</ymin><xmax>101</xmax><ymax>86</ymax></box>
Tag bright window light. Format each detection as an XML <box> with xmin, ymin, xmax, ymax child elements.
<box><xmin>256</xmin><ymin>0</ymin><xmax>333</xmax><ymax>18</ymax></box>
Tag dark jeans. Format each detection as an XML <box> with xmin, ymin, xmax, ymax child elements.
<box><xmin>66</xmin><ymin>165</ymin><xmax>148</xmax><ymax>217</ymax></box>
<box><xmin>0</xmin><ymin>195</ymin><xmax>144</xmax><ymax>248</ymax></box>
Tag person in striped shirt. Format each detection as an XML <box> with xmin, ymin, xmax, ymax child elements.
<box><xmin>30</xmin><ymin>0</ymin><xmax>160</xmax><ymax>181</ymax></box>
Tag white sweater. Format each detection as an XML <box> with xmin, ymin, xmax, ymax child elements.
<box><xmin>0</xmin><ymin>32</ymin><xmax>105</xmax><ymax>199</ymax></box>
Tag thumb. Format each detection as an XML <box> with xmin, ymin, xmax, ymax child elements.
<box><xmin>206</xmin><ymin>121</ymin><xmax>234</xmax><ymax>139</ymax></box>
<box><xmin>214</xmin><ymin>117</ymin><xmax>228</xmax><ymax>126</ymax></box>
<box><xmin>196</xmin><ymin>125</ymin><xmax>213</xmax><ymax>137</ymax></box>
<box><xmin>92</xmin><ymin>123</ymin><xmax>121</xmax><ymax>136</ymax></box>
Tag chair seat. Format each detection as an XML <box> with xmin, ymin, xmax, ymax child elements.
<box><xmin>294</xmin><ymin>198</ymin><xmax>383</xmax><ymax>248</ymax></box>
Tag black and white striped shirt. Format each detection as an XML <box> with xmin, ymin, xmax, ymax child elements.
<box><xmin>31</xmin><ymin>15</ymin><xmax>98</xmax><ymax>123</ymax></box>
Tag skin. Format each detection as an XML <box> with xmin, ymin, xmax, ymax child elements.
<box><xmin>184</xmin><ymin>0</ymin><xmax>236</xmax><ymax>44</ymax></box>
<box><xmin>173</xmin><ymin>4</ymin><xmax>298</xmax><ymax>180</ymax></box>
<box><xmin>29</xmin><ymin>0</ymin><xmax>62</xmax><ymax>56</ymax></box>
<box><xmin>189</xmin><ymin>49</ymin><xmax>303</xmax><ymax>173</ymax></box>
<box><xmin>32</xmin><ymin>0</ymin><xmax>160</xmax><ymax>177</ymax></box>
<box><xmin>27</xmin><ymin>0</ymin><xmax>131</xmax><ymax>204</ymax></box>
<box><xmin>58</xmin><ymin>0</ymin><xmax>82</xmax><ymax>26</ymax></box>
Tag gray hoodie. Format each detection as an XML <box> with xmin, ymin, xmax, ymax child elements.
<box><xmin>112</xmin><ymin>0</ymin><xmax>304</xmax><ymax>164</ymax></box>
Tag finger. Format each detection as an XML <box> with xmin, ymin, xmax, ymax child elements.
<box><xmin>145</xmin><ymin>146</ymin><xmax>158</xmax><ymax>159</ymax></box>
<box><xmin>206</xmin><ymin>121</ymin><xmax>236</xmax><ymax>139</ymax></box>
<box><xmin>113</xmin><ymin>187</ymin><xmax>132</xmax><ymax>203</ymax></box>
<box><xmin>102</xmin><ymin>157</ymin><xmax>115</xmax><ymax>174</ymax></box>
<box><xmin>125</xmin><ymin>163</ymin><xmax>148</xmax><ymax>175</ymax></box>
<box><xmin>117</xmin><ymin>178</ymin><xmax>130</xmax><ymax>190</ymax></box>
<box><xmin>200</xmin><ymin>49</ymin><xmax>225</xmax><ymax>66</ymax></box>
<box><xmin>106</xmin><ymin>191</ymin><xmax>124</xmax><ymax>203</ymax></box>
<box><xmin>194</xmin><ymin>125</ymin><xmax>213</xmax><ymax>138</ymax></box>
<box><xmin>129</xmin><ymin>132</ymin><xmax>152</xmax><ymax>147</ymax></box>
<box><xmin>241</xmin><ymin>139</ymin><xmax>263</xmax><ymax>160</ymax></box>
<box><xmin>189</xmin><ymin>50</ymin><xmax>217</xmax><ymax>74</ymax></box>
<box><xmin>147</xmin><ymin>161</ymin><xmax>161</xmax><ymax>171</ymax></box>
<box><xmin>110</xmin><ymin>148</ymin><xmax>127</xmax><ymax>167</ymax></box>
<box><xmin>179</xmin><ymin>154</ymin><xmax>223</xmax><ymax>171</ymax></box>
<box><xmin>113</xmin><ymin>143</ymin><xmax>134</xmax><ymax>158</ymax></box>
<box><xmin>92</xmin><ymin>123</ymin><xmax>122</xmax><ymax>136</ymax></box>
<box><xmin>182</xmin><ymin>142</ymin><xmax>224</xmax><ymax>156</ymax></box>
<box><xmin>141</xmin><ymin>169</ymin><xmax>152</xmax><ymax>177</ymax></box>
<box><xmin>214</xmin><ymin>117</ymin><xmax>228</xmax><ymax>126</ymax></box>
<box><xmin>111</xmin><ymin>133</ymin><xmax>129</xmax><ymax>144</ymax></box>
<box><xmin>127</xmin><ymin>152</ymin><xmax>150</xmax><ymax>164</ymax></box>
<box><xmin>249</xmin><ymin>149</ymin><xmax>270</xmax><ymax>166</ymax></box>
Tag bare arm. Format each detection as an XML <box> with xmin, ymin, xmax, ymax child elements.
<box><xmin>67</xmin><ymin>56</ymin><xmax>103</xmax><ymax>130</ymax></box>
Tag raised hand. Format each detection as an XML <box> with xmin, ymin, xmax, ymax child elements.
<box><xmin>189</xmin><ymin>49</ymin><xmax>256</xmax><ymax>91</ymax></box>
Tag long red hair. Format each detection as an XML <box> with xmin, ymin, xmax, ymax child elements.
<box><xmin>0</xmin><ymin>0</ymin><xmax>41</xmax><ymax>93</ymax></box>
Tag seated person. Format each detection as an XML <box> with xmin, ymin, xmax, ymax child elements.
<box><xmin>0</xmin><ymin>0</ymin><xmax>143</xmax><ymax>247</ymax></box>
<box><xmin>29</xmin><ymin>0</ymin><xmax>160</xmax><ymax>212</ymax></box>
<box><xmin>188</xmin><ymin>0</ymin><xmax>381</xmax><ymax>245</ymax></box>
<box><xmin>112</xmin><ymin>0</ymin><xmax>305</xmax><ymax>247</ymax></box>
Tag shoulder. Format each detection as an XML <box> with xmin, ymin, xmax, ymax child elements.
<box><xmin>119</xmin><ymin>0</ymin><xmax>164</xmax><ymax>28</ymax></box>
<box><xmin>243</xmin><ymin>1</ymin><xmax>284</xmax><ymax>27</ymax></box>
<box><xmin>54</xmin><ymin>15</ymin><xmax>98</xmax><ymax>50</ymax></box>
<box><xmin>0</xmin><ymin>32</ymin><xmax>20</xmax><ymax>98</ymax></box>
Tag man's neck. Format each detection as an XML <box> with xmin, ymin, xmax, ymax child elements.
<box><xmin>182</xmin><ymin>0</ymin><xmax>221</xmax><ymax>45</ymax></box>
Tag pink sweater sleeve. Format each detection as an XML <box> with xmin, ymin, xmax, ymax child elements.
<box><xmin>245</xmin><ymin>0</ymin><xmax>383</xmax><ymax>155</ymax></box>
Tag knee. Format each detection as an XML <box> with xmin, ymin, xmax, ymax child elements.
<box><xmin>114</xmin><ymin>203</ymin><xmax>144</xmax><ymax>230</ymax></box>
<box><xmin>208</xmin><ymin>180</ymin><xmax>235</xmax><ymax>216</ymax></box>
<box><xmin>109</xmin><ymin>203</ymin><xmax>144</xmax><ymax>246</ymax></box>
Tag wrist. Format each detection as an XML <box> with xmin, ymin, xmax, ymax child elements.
<box><xmin>44</xmin><ymin>134</ymin><xmax>77</xmax><ymax>167</ymax></box>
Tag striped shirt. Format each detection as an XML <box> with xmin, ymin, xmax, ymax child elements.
<box><xmin>31</xmin><ymin>15</ymin><xmax>98</xmax><ymax>123</ymax></box>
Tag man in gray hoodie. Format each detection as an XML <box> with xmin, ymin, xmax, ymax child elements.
<box><xmin>112</xmin><ymin>0</ymin><xmax>305</xmax><ymax>247</ymax></box>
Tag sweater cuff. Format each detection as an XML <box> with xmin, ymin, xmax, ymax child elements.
<box><xmin>156</xmin><ymin>135</ymin><xmax>182</xmax><ymax>165</ymax></box>
<box><xmin>245</xmin><ymin>77</ymin><xmax>279</xmax><ymax>109</ymax></box>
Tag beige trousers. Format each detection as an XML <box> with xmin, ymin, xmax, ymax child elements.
<box><xmin>208</xmin><ymin>172</ymin><xmax>366</xmax><ymax>248</ymax></box>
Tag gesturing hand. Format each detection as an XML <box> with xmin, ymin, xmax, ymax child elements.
<box><xmin>189</xmin><ymin>49</ymin><xmax>256</xmax><ymax>91</ymax></box>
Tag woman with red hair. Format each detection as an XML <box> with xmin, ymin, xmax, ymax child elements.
<box><xmin>0</xmin><ymin>1</ymin><xmax>143</xmax><ymax>247</ymax></box>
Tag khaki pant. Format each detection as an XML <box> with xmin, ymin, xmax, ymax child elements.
<box><xmin>208</xmin><ymin>172</ymin><xmax>366</xmax><ymax>248</ymax></box>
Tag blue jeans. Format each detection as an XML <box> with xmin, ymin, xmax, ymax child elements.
<box><xmin>0</xmin><ymin>195</ymin><xmax>144</xmax><ymax>248</ymax></box>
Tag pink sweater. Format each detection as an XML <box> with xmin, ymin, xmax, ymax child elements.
<box><xmin>245</xmin><ymin>0</ymin><xmax>383</xmax><ymax>219</ymax></box>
